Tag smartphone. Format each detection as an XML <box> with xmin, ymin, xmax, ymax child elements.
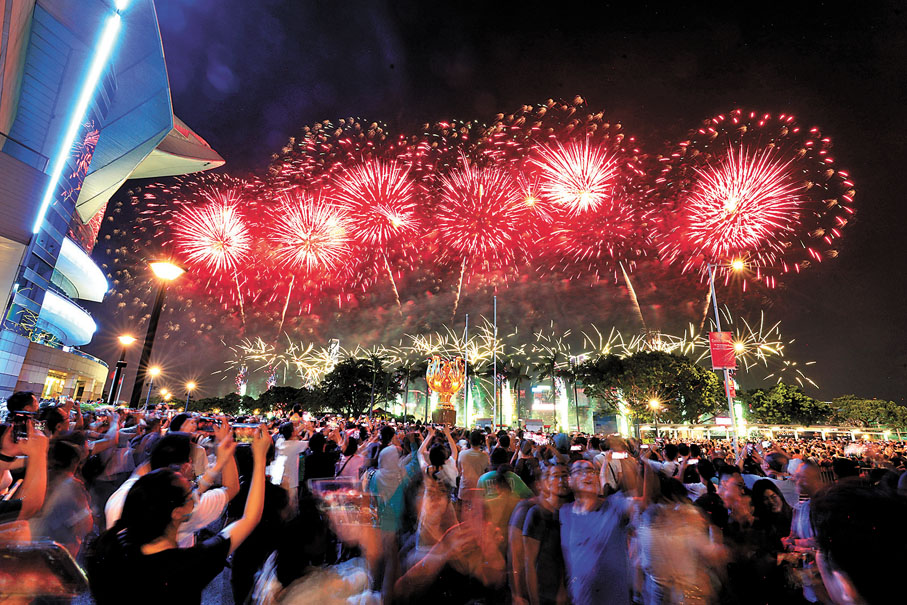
<box><xmin>640</xmin><ymin>444</ymin><xmax>650</xmax><ymax>449</ymax></box>
<box><xmin>232</xmin><ymin>423</ymin><xmax>258</xmax><ymax>444</ymax></box>
<box><xmin>570</xmin><ymin>445</ymin><xmax>582</xmax><ymax>451</ymax></box>
<box><xmin>10</xmin><ymin>411</ymin><xmax>42</xmax><ymax>441</ymax></box>
<box><xmin>612</xmin><ymin>452</ymin><xmax>628</xmax><ymax>459</ymax></box>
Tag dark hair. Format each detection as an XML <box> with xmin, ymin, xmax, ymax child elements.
<box><xmin>677</xmin><ymin>443</ymin><xmax>690</xmax><ymax>457</ymax></box>
<box><xmin>343</xmin><ymin>437</ymin><xmax>358</xmax><ymax>457</ymax></box>
<box><xmin>682</xmin><ymin>465</ymin><xmax>700</xmax><ymax>484</ymax></box>
<box><xmin>589</xmin><ymin>437</ymin><xmax>600</xmax><ymax>450</ymax></box>
<box><xmin>428</xmin><ymin>443</ymin><xmax>448</xmax><ymax>468</ymax></box>
<box><xmin>6</xmin><ymin>391</ymin><xmax>36</xmax><ymax>413</ymax></box>
<box><xmin>696</xmin><ymin>459</ymin><xmax>718</xmax><ymax>494</ymax></box>
<box><xmin>308</xmin><ymin>432</ymin><xmax>326</xmax><ymax>454</ymax></box>
<box><xmin>379</xmin><ymin>425</ymin><xmax>395</xmax><ymax>446</ymax></box>
<box><xmin>764</xmin><ymin>452</ymin><xmax>787</xmax><ymax>473</ymax></box>
<box><xmin>812</xmin><ymin>482</ymin><xmax>907</xmax><ymax>605</ymax></box>
<box><xmin>168</xmin><ymin>413</ymin><xmax>192</xmax><ymax>432</ymax></box>
<box><xmin>658</xmin><ymin>476</ymin><xmax>690</xmax><ymax>503</ymax></box>
<box><xmin>690</xmin><ymin>444</ymin><xmax>701</xmax><ymax>458</ymax></box>
<box><xmin>41</xmin><ymin>406</ymin><xmax>67</xmax><ymax>436</ymax></box>
<box><xmin>491</xmin><ymin>446</ymin><xmax>511</xmax><ymax>466</ymax></box>
<box><xmin>664</xmin><ymin>444</ymin><xmax>679</xmax><ymax>460</ymax></box>
<box><xmin>87</xmin><ymin>469</ymin><xmax>189</xmax><ymax>602</ymax></box>
<box><xmin>279</xmin><ymin>422</ymin><xmax>295</xmax><ymax>440</ymax></box>
<box><xmin>498</xmin><ymin>434</ymin><xmax>511</xmax><ymax>450</ymax></box>
<box><xmin>751</xmin><ymin>478</ymin><xmax>792</xmax><ymax>524</ymax></box>
<box><xmin>149</xmin><ymin>432</ymin><xmax>192</xmax><ymax>470</ymax></box>
<box><xmin>832</xmin><ymin>456</ymin><xmax>860</xmax><ymax>479</ymax></box>
<box><xmin>469</xmin><ymin>430</ymin><xmax>485</xmax><ymax>448</ymax></box>
<box><xmin>49</xmin><ymin>439</ymin><xmax>81</xmax><ymax>474</ymax></box>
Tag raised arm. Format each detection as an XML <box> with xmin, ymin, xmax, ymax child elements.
<box><xmin>443</xmin><ymin>425</ymin><xmax>459</xmax><ymax>463</ymax></box>
<box><xmin>17</xmin><ymin>424</ymin><xmax>48</xmax><ymax>520</ymax></box>
<box><xmin>221</xmin><ymin>425</ymin><xmax>267</xmax><ymax>554</ymax></box>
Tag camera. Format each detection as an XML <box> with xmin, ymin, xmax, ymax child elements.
<box><xmin>9</xmin><ymin>411</ymin><xmax>43</xmax><ymax>442</ymax></box>
<box><xmin>232</xmin><ymin>423</ymin><xmax>258</xmax><ymax>444</ymax></box>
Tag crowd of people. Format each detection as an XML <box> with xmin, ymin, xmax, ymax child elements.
<box><xmin>1</xmin><ymin>390</ymin><xmax>906</xmax><ymax>604</ymax></box>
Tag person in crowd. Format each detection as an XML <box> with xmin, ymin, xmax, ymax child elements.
<box><xmin>811</xmin><ymin>481</ymin><xmax>907</xmax><ymax>605</ymax></box>
<box><xmin>0</xmin><ymin>421</ymin><xmax>48</xmax><ymax>522</ymax></box>
<box><xmin>272</xmin><ymin>420</ymin><xmax>308</xmax><ymax>511</ymax></box>
<box><xmin>782</xmin><ymin>460</ymin><xmax>825</xmax><ymax>603</ymax></box>
<box><xmin>415</xmin><ymin>426</ymin><xmax>459</xmax><ymax>549</ymax></box>
<box><xmin>523</xmin><ymin>463</ymin><xmax>570</xmax><ymax>605</ymax></box>
<box><xmin>87</xmin><ymin>425</ymin><xmax>270</xmax><ymax>604</ymax></box>
<box><xmin>646</xmin><ymin>443</ymin><xmax>681</xmax><ymax>478</ymax></box>
<box><xmin>28</xmin><ymin>439</ymin><xmax>93</xmax><ymax>557</ymax></box>
<box><xmin>168</xmin><ymin>413</ymin><xmax>208</xmax><ymax>478</ymax></box>
<box><xmin>6</xmin><ymin>390</ymin><xmax>39</xmax><ymax>413</ymax></box>
<box><xmin>560</xmin><ymin>459</ymin><xmax>634</xmax><ymax>605</ymax></box>
<box><xmin>458</xmin><ymin>429</ymin><xmax>491</xmax><ymax>499</ymax></box>
<box><xmin>335</xmin><ymin>434</ymin><xmax>366</xmax><ymax>478</ymax></box>
<box><xmin>301</xmin><ymin>429</ymin><xmax>342</xmax><ymax>492</ymax></box>
<box><xmin>513</xmin><ymin>439</ymin><xmax>542</xmax><ymax>492</ymax></box>
<box><xmin>228</xmin><ymin>441</ymin><xmax>288</xmax><ymax>604</ymax></box>
<box><xmin>104</xmin><ymin>422</ymin><xmax>239</xmax><ymax>547</ymax></box>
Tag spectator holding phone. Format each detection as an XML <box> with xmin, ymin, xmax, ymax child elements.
<box><xmin>0</xmin><ymin>421</ymin><xmax>48</xmax><ymax>522</ymax></box>
<box><xmin>104</xmin><ymin>421</ymin><xmax>239</xmax><ymax>546</ymax></box>
<box><xmin>87</xmin><ymin>425</ymin><xmax>270</xmax><ymax>604</ymax></box>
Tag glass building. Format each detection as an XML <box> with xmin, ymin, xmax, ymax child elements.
<box><xmin>0</xmin><ymin>0</ymin><xmax>223</xmax><ymax>401</ymax></box>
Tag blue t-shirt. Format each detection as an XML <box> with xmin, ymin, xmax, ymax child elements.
<box><xmin>559</xmin><ymin>494</ymin><xmax>631</xmax><ymax>605</ymax></box>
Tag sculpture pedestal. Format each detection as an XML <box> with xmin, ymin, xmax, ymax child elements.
<box><xmin>431</xmin><ymin>408</ymin><xmax>457</xmax><ymax>426</ymax></box>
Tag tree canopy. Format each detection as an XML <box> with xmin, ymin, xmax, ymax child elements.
<box><xmin>577</xmin><ymin>351</ymin><xmax>722</xmax><ymax>423</ymax></box>
<box><xmin>740</xmin><ymin>383</ymin><xmax>833</xmax><ymax>425</ymax></box>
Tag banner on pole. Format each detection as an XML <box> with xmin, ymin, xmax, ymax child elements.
<box><xmin>708</xmin><ymin>332</ymin><xmax>737</xmax><ymax>370</ymax></box>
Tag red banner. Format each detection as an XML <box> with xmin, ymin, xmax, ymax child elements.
<box><xmin>709</xmin><ymin>331</ymin><xmax>737</xmax><ymax>370</ymax></box>
<box><xmin>726</xmin><ymin>378</ymin><xmax>736</xmax><ymax>399</ymax></box>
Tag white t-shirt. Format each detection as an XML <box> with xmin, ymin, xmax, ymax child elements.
<box><xmin>104</xmin><ymin>474</ymin><xmax>228</xmax><ymax>548</ymax></box>
<box><xmin>271</xmin><ymin>438</ymin><xmax>308</xmax><ymax>489</ymax></box>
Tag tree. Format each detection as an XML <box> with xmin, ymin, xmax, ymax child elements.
<box><xmin>577</xmin><ymin>351</ymin><xmax>722</xmax><ymax>423</ymax></box>
<box><xmin>832</xmin><ymin>395</ymin><xmax>907</xmax><ymax>429</ymax></box>
<box><xmin>743</xmin><ymin>383</ymin><xmax>832</xmax><ymax>425</ymax></box>
<box><xmin>320</xmin><ymin>356</ymin><xmax>401</xmax><ymax>418</ymax></box>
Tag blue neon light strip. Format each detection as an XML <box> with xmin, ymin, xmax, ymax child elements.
<box><xmin>31</xmin><ymin>1</ymin><xmax>132</xmax><ymax>233</ymax></box>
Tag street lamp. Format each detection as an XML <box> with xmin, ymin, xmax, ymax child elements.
<box><xmin>707</xmin><ymin>259</ymin><xmax>745</xmax><ymax>453</ymax></box>
<box><xmin>129</xmin><ymin>260</ymin><xmax>185</xmax><ymax>408</ymax></box>
<box><xmin>107</xmin><ymin>335</ymin><xmax>136</xmax><ymax>405</ymax></box>
<box><xmin>185</xmin><ymin>381</ymin><xmax>196</xmax><ymax>410</ymax></box>
<box><xmin>649</xmin><ymin>398</ymin><xmax>661</xmax><ymax>438</ymax></box>
<box><xmin>144</xmin><ymin>366</ymin><xmax>161</xmax><ymax>410</ymax></box>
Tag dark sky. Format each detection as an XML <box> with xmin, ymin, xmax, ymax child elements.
<box><xmin>120</xmin><ymin>0</ymin><xmax>906</xmax><ymax>401</ymax></box>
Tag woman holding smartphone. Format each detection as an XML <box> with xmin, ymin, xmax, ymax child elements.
<box><xmin>87</xmin><ymin>425</ymin><xmax>270</xmax><ymax>604</ymax></box>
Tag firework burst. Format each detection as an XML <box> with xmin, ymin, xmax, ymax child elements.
<box><xmin>531</xmin><ymin>140</ymin><xmax>620</xmax><ymax>216</ymax></box>
<box><xmin>268</xmin><ymin>191</ymin><xmax>351</xmax><ymax>276</ymax></box>
<box><xmin>656</xmin><ymin>109</ymin><xmax>856</xmax><ymax>288</ymax></box>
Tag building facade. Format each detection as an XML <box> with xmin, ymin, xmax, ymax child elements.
<box><xmin>0</xmin><ymin>0</ymin><xmax>223</xmax><ymax>401</ymax></box>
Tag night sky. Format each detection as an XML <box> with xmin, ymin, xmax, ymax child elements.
<box><xmin>88</xmin><ymin>1</ymin><xmax>907</xmax><ymax>402</ymax></box>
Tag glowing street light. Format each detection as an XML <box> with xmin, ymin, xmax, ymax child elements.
<box><xmin>649</xmin><ymin>398</ymin><xmax>661</xmax><ymax>437</ymax></box>
<box><xmin>143</xmin><ymin>366</ymin><xmax>162</xmax><ymax>410</ymax></box>
<box><xmin>107</xmin><ymin>334</ymin><xmax>137</xmax><ymax>405</ymax></box>
<box><xmin>130</xmin><ymin>260</ymin><xmax>186</xmax><ymax>407</ymax></box>
<box><xmin>185</xmin><ymin>381</ymin><xmax>196</xmax><ymax>409</ymax></box>
<box><xmin>149</xmin><ymin>261</ymin><xmax>186</xmax><ymax>282</ymax></box>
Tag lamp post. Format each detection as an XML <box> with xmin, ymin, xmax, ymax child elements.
<box><xmin>649</xmin><ymin>399</ymin><xmax>661</xmax><ymax>438</ymax></box>
<box><xmin>570</xmin><ymin>355</ymin><xmax>582</xmax><ymax>433</ymax></box>
<box><xmin>143</xmin><ymin>366</ymin><xmax>160</xmax><ymax>410</ymax></box>
<box><xmin>129</xmin><ymin>261</ymin><xmax>185</xmax><ymax>408</ymax></box>
<box><xmin>107</xmin><ymin>335</ymin><xmax>136</xmax><ymax>405</ymax></box>
<box><xmin>185</xmin><ymin>381</ymin><xmax>196</xmax><ymax>410</ymax></box>
<box><xmin>707</xmin><ymin>259</ymin><xmax>745</xmax><ymax>453</ymax></box>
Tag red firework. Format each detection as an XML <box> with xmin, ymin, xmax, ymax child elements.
<box><xmin>531</xmin><ymin>139</ymin><xmax>620</xmax><ymax>215</ymax></box>
<box><xmin>681</xmin><ymin>145</ymin><xmax>801</xmax><ymax>266</ymax></box>
<box><xmin>332</xmin><ymin>159</ymin><xmax>419</xmax><ymax>246</ymax></box>
<box><xmin>268</xmin><ymin>191</ymin><xmax>352</xmax><ymax>276</ymax></box>
<box><xmin>435</xmin><ymin>159</ymin><xmax>527</xmax><ymax>272</ymax></box>
<box><xmin>171</xmin><ymin>190</ymin><xmax>252</xmax><ymax>274</ymax></box>
<box><xmin>656</xmin><ymin>109</ymin><xmax>855</xmax><ymax>288</ymax></box>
